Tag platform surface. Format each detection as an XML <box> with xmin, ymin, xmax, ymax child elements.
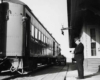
<box><xmin>1</xmin><ymin>63</ymin><xmax>100</xmax><ymax>80</ymax></box>
<box><xmin>13</xmin><ymin>65</ymin><xmax>67</xmax><ymax>80</ymax></box>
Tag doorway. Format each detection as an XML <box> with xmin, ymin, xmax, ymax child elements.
<box><xmin>25</xmin><ymin>14</ymin><xmax>31</xmax><ymax>57</ymax></box>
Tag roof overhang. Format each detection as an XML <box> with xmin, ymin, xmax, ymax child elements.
<box><xmin>67</xmin><ymin>0</ymin><xmax>100</xmax><ymax>48</ymax></box>
<box><xmin>67</xmin><ymin>0</ymin><xmax>85</xmax><ymax>47</ymax></box>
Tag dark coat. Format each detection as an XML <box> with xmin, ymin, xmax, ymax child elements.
<box><xmin>74</xmin><ymin>43</ymin><xmax>84</xmax><ymax>60</ymax></box>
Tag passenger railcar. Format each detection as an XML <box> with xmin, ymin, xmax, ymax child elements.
<box><xmin>0</xmin><ymin>0</ymin><xmax>60</xmax><ymax>74</ymax></box>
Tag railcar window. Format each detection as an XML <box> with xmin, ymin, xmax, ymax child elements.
<box><xmin>47</xmin><ymin>38</ymin><xmax>49</xmax><ymax>44</ymax></box>
<box><xmin>57</xmin><ymin>46</ymin><xmax>58</xmax><ymax>53</ymax></box>
<box><xmin>90</xmin><ymin>28</ymin><xmax>96</xmax><ymax>56</ymax></box>
<box><xmin>51</xmin><ymin>41</ymin><xmax>53</xmax><ymax>49</ymax></box>
<box><xmin>40</xmin><ymin>32</ymin><xmax>42</xmax><ymax>41</ymax></box>
<box><xmin>48</xmin><ymin>39</ymin><xmax>50</xmax><ymax>45</ymax></box>
<box><xmin>45</xmin><ymin>37</ymin><xmax>47</xmax><ymax>43</ymax></box>
<box><xmin>50</xmin><ymin>40</ymin><xmax>52</xmax><ymax>50</ymax></box>
<box><xmin>35</xmin><ymin>28</ymin><xmax>38</xmax><ymax>39</ymax></box>
<box><xmin>43</xmin><ymin>34</ymin><xmax>44</xmax><ymax>42</ymax></box>
<box><xmin>49</xmin><ymin>40</ymin><xmax>51</xmax><ymax>46</ymax></box>
<box><xmin>46</xmin><ymin>37</ymin><xmax>48</xmax><ymax>43</ymax></box>
<box><xmin>31</xmin><ymin>25</ymin><xmax>34</xmax><ymax>37</ymax></box>
<box><xmin>42</xmin><ymin>33</ymin><xmax>44</xmax><ymax>42</ymax></box>
<box><xmin>39</xmin><ymin>31</ymin><xmax>41</xmax><ymax>40</ymax></box>
<box><xmin>44</xmin><ymin>36</ymin><xmax>45</xmax><ymax>43</ymax></box>
<box><xmin>46</xmin><ymin>38</ymin><xmax>47</xmax><ymax>43</ymax></box>
<box><xmin>41</xmin><ymin>33</ymin><xmax>42</xmax><ymax>41</ymax></box>
<box><xmin>37</xmin><ymin>29</ymin><xmax>39</xmax><ymax>40</ymax></box>
<box><xmin>50</xmin><ymin>40</ymin><xmax>51</xmax><ymax>46</ymax></box>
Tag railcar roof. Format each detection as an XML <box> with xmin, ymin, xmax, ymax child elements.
<box><xmin>2</xmin><ymin>0</ymin><xmax>60</xmax><ymax>45</ymax></box>
<box><xmin>25</xmin><ymin>5</ymin><xmax>60</xmax><ymax>45</ymax></box>
<box><xmin>3</xmin><ymin>0</ymin><xmax>25</xmax><ymax>5</ymax></box>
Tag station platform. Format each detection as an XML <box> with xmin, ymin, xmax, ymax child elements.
<box><xmin>1</xmin><ymin>63</ymin><xmax>100</xmax><ymax>80</ymax></box>
<box><xmin>66</xmin><ymin>63</ymin><xmax>100</xmax><ymax>80</ymax></box>
<box><xmin>13</xmin><ymin>65</ymin><xmax>67</xmax><ymax>80</ymax></box>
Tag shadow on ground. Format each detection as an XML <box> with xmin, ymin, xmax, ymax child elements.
<box><xmin>67</xmin><ymin>63</ymin><xmax>100</xmax><ymax>79</ymax></box>
<box><xmin>83</xmin><ymin>71</ymin><xmax>100</xmax><ymax>79</ymax></box>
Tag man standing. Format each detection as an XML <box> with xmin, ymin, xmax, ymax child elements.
<box><xmin>74</xmin><ymin>37</ymin><xmax>84</xmax><ymax>79</ymax></box>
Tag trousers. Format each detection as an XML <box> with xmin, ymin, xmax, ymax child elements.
<box><xmin>76</xmin><ymin>59</ymin><xmax>84</xmax><ymax>78</ymax></box>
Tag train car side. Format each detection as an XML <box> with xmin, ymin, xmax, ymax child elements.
<box><xmin>0</xmin><ymin>1</ymin><xmax>25</xmax><ymax>73</ymax></box>
<box><xmin>23</xmin><ymin>6</ymin><xmax>60</xmax><ymax>69</ymax></box>
<box><xmin>0</xmin><ymin>0</ymin><xmax>60</xmax><ymax>73</ymax></box>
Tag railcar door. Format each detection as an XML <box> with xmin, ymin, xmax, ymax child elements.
<box><xmin>25</xmin><ymin>14</ymin><xmax>31</xmax><ymax>57</ymax></box>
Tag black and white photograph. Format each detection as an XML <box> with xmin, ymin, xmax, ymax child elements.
<box><xmin>0</xmin><ymin>0</ymin><xmax>100</xmax><ymax>80</ymax></box>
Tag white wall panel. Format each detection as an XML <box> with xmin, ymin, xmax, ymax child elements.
<box><xmin>6</xmin><ymin>3</ymin><xmax>24</xmax><ymax>56</ymax></box>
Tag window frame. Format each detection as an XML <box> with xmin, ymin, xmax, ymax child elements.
<box><xmin>35</xmin><ymin>27</ymin><xmax>38</xmax><ymax>39</ymax></box>
<box><xmin>31</xmin><ymin>24</ymin><xmax>35</xmax><ymax>38</ymax></box>
<box><xmin>38</xmin><ymin>30</ymin><xmax>41</xmax><ymax>40</ymax></box>
<box><xmin>90</xmin><ymin>28</ymin><xmax>96</xmax><ymax>56</ymax></box>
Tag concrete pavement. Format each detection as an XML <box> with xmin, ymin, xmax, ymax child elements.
<box><xmin>66</xmin><ymin>63</ymin><xmax>100</xmax><ymax>80</ymax></box>
<box><xmin>1</xmin><ymin>63</ymin><xmax>100</xmax><ymax>80</ymax></box>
